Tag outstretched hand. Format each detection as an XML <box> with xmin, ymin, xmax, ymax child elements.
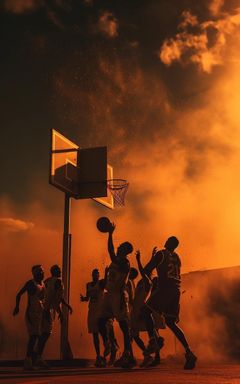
<box><xmin>108</xmin><ymin>222</ymin><xmax>116</xmax><ymax>234</ymax></box>
<box><xmin>136</xmin><ymin>250</ymin><xmax>141</xmax><ymax>261</ymax></box>
<box><xmin>152</xmin><ymin>246</ymin><xmax>158</xmax><ymax>257</ymax></box>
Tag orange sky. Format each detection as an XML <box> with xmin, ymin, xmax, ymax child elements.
<box><xmin>1</xmin><ymin>0</ymin><xmax>240</xmax><ymax>360</ymax></box>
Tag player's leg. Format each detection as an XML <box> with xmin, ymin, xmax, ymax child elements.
<box><xmin>141</xmin><ymin>305</ymin><xmax>160</xmax><ymax>354</ymax></box>
<box><xmin>98</xmin><ymin>317</ymin><xmax>111</xmax><ymax>356</ymax></box>
<box><xmin>25</xmin><ymin>335</ymin><xmax>38</xmax><ymax>369</ymax></box>
<box><xmin>107</xmin><ymin>320</ymin><xmax>119</xmax><ymax>365</ymax></box>
<box><xmin>133</xmin><ymin>333</ymin><xmax>146</xmax><ymax>352</ymax></box>
<box><xmin>35</xmin><ymin>309</ymin><xmax>53</xmax><ymax>368</ymax></box>
<box><xmin>165</xmin><ymin>317</ymin><xmax>197</xmax><ymax>369</ymax></box>
<box><xmin>113</xmin><ymin>292</ymin><xmax>136</xmax><ymax>368</ymax></box>
<box><xmin>164</xmin><ymin>290</ymin><xmax>197</xmax><ymax>369</ymax></box>
<box><xmin>119</xmin><ymin>319</ymin><xmax>132</xmax><ymax>353</ymax></box>
<box><xmin>93</xmin><ymin>332</ymin><xmax>100</xmax><ymax>356</ymax></box>
<box><xmin>25</xmin><ymin>310</ymin><xmax>42</xmax><ymax>369</ymax></box>
<box><xmin>92</xmin><ymin>332</ymin><xmax>105</xmax><ymax>367</ymax></box>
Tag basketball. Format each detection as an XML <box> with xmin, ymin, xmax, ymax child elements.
<box><xmin>96</xmin><ymin>217</ymin><xmax>111</xmax><ymax>233</ymax></box>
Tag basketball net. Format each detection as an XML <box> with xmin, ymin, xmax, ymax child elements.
<box><xmin>107</xmin><ymin>179</ymin><xmax>129</xmax><ymax>207</ymax></box>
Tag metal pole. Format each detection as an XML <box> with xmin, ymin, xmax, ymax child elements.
<box><xmin>60</xmin><ymin>193</ymin><xmax>73</xmax><ymax>360</ymax></box>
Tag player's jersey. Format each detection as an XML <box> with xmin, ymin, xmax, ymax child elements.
<box><xmin>26</xmin><ymin>279</ymin><xmax>45</xmax><ymax>313</ymax></box>
<box><xmin>87</xmin><ymin>280</ymin><xmax>104</xmax><ymax>306</ymax></box>
<box><xmin>44</xmin><ymin>276</ymin><xmax>64</xmax><ymax>311</ymax></box>
<box><xmin>156</xmin><ymin>249</ymin><xmax>181</xmax><ymax>288</ymax></box>
<box><xmin>105</xmin><ymin>260</ymin><xmax>130</xmax><ymax>293</ymax></box>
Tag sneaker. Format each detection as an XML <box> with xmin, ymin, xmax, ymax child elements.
<box><xmin>140</xmin><ymin>354</ymin><xmax>154</xmax><ymax>368</ymax></box>
<box><xmin>114</xmin><ymin>351</ymin><xmax>128</xmax><ymax>367</ymax></box>
<box><xmin>35</xmin><ymin>356</ymin><xmax>50</xmax><ymax>369</ymax></box>
<box><xmin>184</xmin><ymin>350</ymin><xmax>197</xmax><ymax>370</ymax></box>
<box><xmin>114</xmin><ymin>351</ymin><xmax>136</xmax><ymax>368</ymax></box>
<box><xmin>144</xmin><ymin>337</ymin><xmax>159</xmax><ymax>355</ymax></box>
<box><xmin>23</xmin><ymin>357</ymin><xmax>34</xmax><ymax>371</ymax></box>
<box><xmin>94</xmin><ymin>356</ymin><xmax>106</xmax><ymax>368</ymax></box>
<box><xmin>149</xmin><ymin>355</ymin><xmax>161</xmax><ymax>367</ymax></box>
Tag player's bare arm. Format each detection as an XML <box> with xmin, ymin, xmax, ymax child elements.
<box><xmin>144</xmin><ymin>249</ymin><xmax>163</xmax><ymax>276</ymax></box>
<box><xmin>100</xmin><ymin>266</ymin><xmax>109</xmax><ymax>289</ymax></box>
<box><xmin>80</xmin><ymin>283</ymin><xmax>90</xmax><ymax>302</ymax></box>
<box><xmin>108</xmin><ymin>222</ymin><xmax>117</xmax><ymax>262</ymax></box>
<box><xmin>13</xmin><ymin>283</ymin><xmax>28</xmax><ymax>316</ymax></box>
<box><xmin>136</xmin><ymin>250</ymin><xmax>151</xmax><ymax>290</ymax></box>
<box><xmin>61</xmin><ymin>298</ymin><xmax>73</xmax><ymax>314</ymax></box>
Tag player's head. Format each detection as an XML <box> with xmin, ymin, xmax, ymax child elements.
<box><xmin>164</xmin><ymin>236</ymin><xmax>179</xmax><ymax>251</ymax></box>
<box><xmin>117</xmin><ymin>241</ymin><xmax>133</xmax><ymax>258</ymax></box>
<box><xmin>92</xmin><ymin>268</ymin><xmax>99</xmax><ymax>281</ymax></box>
<box><xmin>32</xmin><ymin>265</ymin><xmax>44</xmax><ymax>281</ymax></box>
<box><xmin>50</xmin><ymin>264</ymin><xmax>61</xmax><ymax>278</ymax></box>
<box><xmin>129</xmin><ymin>267</ymin><xmax>138</xmax><ymax>280</ymax></box>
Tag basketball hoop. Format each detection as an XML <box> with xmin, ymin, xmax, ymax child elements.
<box><xmin>107</xmin><ymin>179</ymin><xmax>129</xmax><ymax>207</ymax></box>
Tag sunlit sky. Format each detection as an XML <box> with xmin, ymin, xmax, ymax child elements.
<box><xmin>1</xmin><ymin>0</ymin><xmax>240</xmax><ymax>280</ymax></box>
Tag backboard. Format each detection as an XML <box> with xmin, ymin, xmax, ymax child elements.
<box><xmin>50</xmin><ymin>129</ymin><xmax>79</xmax><ymax>197</ymax></box>
<box><xmin>50</xmin><ymin>129</ymin><xmax>114</xmax><ymax>209</ymax></box>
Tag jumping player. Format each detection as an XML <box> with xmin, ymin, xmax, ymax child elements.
<box><xmin>13</xmin><ymin>265</ymin><xmax>45</xmax><ymax>370</ymax></box>
<box><xmin>142</xmin><ymin>236</ymin><xmax>197</xmax><ymax>369</ymax></box>
<box><xmin>81</xmin><ymin>268</ymin><xmax>119</xmax><ymax>367</ymax></box>
<box><xmin>132</xmin><ymin>251</ymin><xmax>164</xmax><ymax>367</ymax></box>
<box><xmin>36</xmin><ymin>264</ymin><xmax>72</xmax><ymax>367</ymax></box>
<box><xmin>98</xmin><ymin>222</ymin><xmax>136</xmax><ymax>368</ymax></box>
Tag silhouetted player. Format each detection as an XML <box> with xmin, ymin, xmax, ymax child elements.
<box><xmin>132</xmin><ymin>250</ymin><xmax>164</xmax><ymax>367</ymax></box>
<box><xmin>98</xmin><ymin>222</ymin><xmax>136</xmax><ymax>368</ymax></box>
<box><xmin>81</xmin><ymin>268</ymin><xmax>118</xmax><ymax>367</ymax></box>
<box><xmin>142</xmin><ymin>236</ymin><xmax>197</xmax><ymax>369</ymax></box>
<box><xmin>13</xmin><ymin>265</ymin><xmax>45</xmax><ymax>370</ymax></box>
<box><xmin>37</xmin><ymin>264</ymin><xmax>72</xmax><ymax>367</ymax></box>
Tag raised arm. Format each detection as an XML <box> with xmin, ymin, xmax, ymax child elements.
<box><xmin>136</xmin><ymin>250</ymin><xmax>145</xmax><ymax>279</ymax></box>
<box><xmin>144</xmin><ymin>247</ymin><xmax>162</xmax><ymax>276</ymax></box>
<box><xmin>108</xmin><ymin>222</ymin><xmax>117</xmax><ymax>263</ymax></box>
<box><xmin>13</xmin><ymin>283</ymin><xmax>28</xmax><ymax>316</ymax></box>
<box><xmin>136</xmin><ymin>250</ymin><xmax>152</xmax><ymax>291</ymax></box>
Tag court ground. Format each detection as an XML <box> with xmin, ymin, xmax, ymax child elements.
<box><xmin>1</xmin><ymin>363</ymin><xmax>240</xmax><ymax>384</ymax></box>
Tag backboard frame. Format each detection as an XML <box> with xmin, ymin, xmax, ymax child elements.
<box><xmin>49</xmin><ymin>129</ymin><xmax>114</xmax><ymax>209</ymax></box>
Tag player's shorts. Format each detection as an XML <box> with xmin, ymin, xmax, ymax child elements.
<box><xmin>41</xmin><ymin>309</ymin><xmax>54</xmax><ymax>334</ymax></box>
<box><xmin>146</xmin><ymin>286</ymin><xmax>180</xmax><ymax>320</ymax></box>
<box><xmin>87</xmin><ymin>302</ymin><xmax>103</xmax><ymax>334</ymax></box>
<box><xmin>100</xmin><ymin>290</ymin><xmax>129</xmax><ymax>322</ymax></box>
<box><xmin>131</xmin><ymin>305</ymin><xmax>165</xmax><ymax>336</ymax></box>
<box><xmin>25</xmin><ymin>309</ymin><xmax>43</xmax><ymax>336</ymax></box>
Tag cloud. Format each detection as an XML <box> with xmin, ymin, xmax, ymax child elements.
<box><xmin>97</xmin><ymin>11</ymin><xmax>118</xmax><ymax>38</ymax></box>
<box><xmin>0</xmin><ymin>218</ymin><xmax>34</xmax><ymax>232</ymax></box>
<box><xmin>3</xmin><ymin>0</ymin><xmax>43</xmax><ymax>13</ymax></box>
<box><xmin>160</xmin><ymin>7</ymin><xmax>240</xmax><ymax>73</ymax></box>
<box><xmin>208</xmin><ymin>0</ymin><xmax>225</xmax><ymax>16</ymax></box>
